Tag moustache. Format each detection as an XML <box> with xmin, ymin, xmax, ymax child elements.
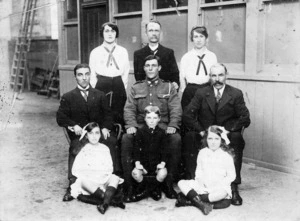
<box><xmin>214</xmin><ymin>81</ymin><xmax>223</xmax><ymax>86</ymax></box>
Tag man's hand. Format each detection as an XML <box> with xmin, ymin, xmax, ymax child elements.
<box><xmin>73</xmin><ymin>125</ymin><xmax>83</xmax><ymax>136</ymax></box>
<box><xmin>172</xmin><ymin>82</ymin><xmax>179</xmax><ymax>90</ymax></box>
<box><xmin>126</xmin><ymin>127</ymin><xmax>137</xmax><ymax>134</ymax></box>
<box><xmin>101</xmin><ymin>128</ymin><xmax>110</xmax><ymax>140</ymax></box>
<box><xmin>166</xmin><ymin>127</ymin><xmax>176</xmax><ymax>134</ymax></box>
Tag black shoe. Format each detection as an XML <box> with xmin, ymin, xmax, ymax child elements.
<box><xmin>77</xmin><ymin>194</ymin><xmax>101</xmax><ymax>205</ymax></box>
<box><xmin>111</xmin><ymin>202</ymin><xmax>126</xmax><ymax>209</ymax></box>
<box><xmin>231</xmin><ymin>191</ymin><xmax>243</xmax><ymax>206</ymax></box>
<box><xmin>162</xmin><ymin>183</ymin><xmax>177</xmax><ymax>199</ymax></box>
<box><xmin>62</xmin><ymin>187</ymin><xmax>74</xmax><ymax>202</ymax></box>
<box><xmin>134</xmin><ymin>189</ymin><xmax>149</xmax><ymax>202</ymax></box>
<box><xmin>124</xmin><ymin>185</ymin><xmax>137</xmax><ymax>203</ymax></box>
<box><xmin>175</xmin><ymin>193</ymin><xmax>193</xmax><ymax>207</ymax></box>
<box><xmin>192</xmin><ymin>196</ymin><xmax>213</xmax><ymax>215</ymax></box>
<box><xmin>97</xmin><ymin>203</ymin><xmax>109</xmax><ymax>214</ymax></box>
<box><xmin>149</xmin><ymin>187</ymin><xmax>162</xmax><ymax>201</ymax></box>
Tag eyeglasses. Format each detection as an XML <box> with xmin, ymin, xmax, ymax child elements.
<box><xmin>144</xmin><ymin>64</ymin><xmax>158</xmax><ymax>68</ymax></box>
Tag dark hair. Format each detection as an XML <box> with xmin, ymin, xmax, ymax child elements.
<box><xmin>144</xmin><ymin>105</ymin><xmax>161</xmax><ymax>117</ymax></box>
<box><xmin>145</xmin><ymin>20</ymin><xmax>162</xmax><ymax>30</ymax></box>
<box><xmin>100</xmin><ymin>22</ymin><xmax>119</xmax><ymax>38</ymax></box>
<box><xmin>190</xmin><ymin>26</ymin><xmax>208</xmax><ymax>41</ymax></box>
<box><xmin>73</xmin><ymin>63</ymin><xmax>90</xmax><ymax>76</ymax></box>
<box><xmin>210</xmin><ymin>63</ymin><xmax>228</xmax><ymax>75</ymax></box>
<box><xmin>85</xmin><ymin>122</ymin><xmax>100</xmax><ymax>133</ymax></box>
<box><xmin>201</xmin><ymin>125</ymin><xmax>235</xmax><ymax>157</ymax></box>
<box><xmin>144</xmin><ymin>54</ymin><xmax>161</xmax><ymax>66</ymax></box>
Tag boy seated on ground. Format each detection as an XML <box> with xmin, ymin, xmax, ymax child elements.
<box><xmin>130</xmin><ymin>106</ymin><xmax>168</xmax><ymax>202</ymax></box>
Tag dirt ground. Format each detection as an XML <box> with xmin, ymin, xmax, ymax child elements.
<box><xmin>1</xmin><ymin>92</ymin><xmax>300</xmax><ymax>221</ymax></box>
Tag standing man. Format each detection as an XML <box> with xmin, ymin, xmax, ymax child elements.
<box><xmin>183</xmin><ymin>63</ymin><xmax>250</xmax><ymax>206</ymax></box>
<box><xmin>122</xmin><ymin>55</ymin><xmax>182</xmax><ymax>202</ymax></box>
<box><xmin>57</xmin><ymin>63</ymin><xmax>118</xmax><ymax>202</ymax></box>
<box><xmin>134</xmin><ymin>20</ymin><xmax>180</xmax><ymax>90</ymax></box>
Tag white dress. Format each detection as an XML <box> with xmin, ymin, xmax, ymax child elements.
<box><xmin>189</xmin><ymin>147</ymin><xmax>236</xmax><ymax>198</ymax></box>
<box><xmin>70</xmin><ymin>143</ymin><xmax>123</xmax><ymax>198</ymax></box>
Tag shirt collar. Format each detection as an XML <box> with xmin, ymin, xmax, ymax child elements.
<box><xmin>192</xmin><ymin>46</ymin><xmax>208</xmax><ymax>56</ymax></box>
<box><xmin>213</xmin><ymin>85</ymin><xmax>226</xmax><ymax>96</ymax></box>
<box><xmin>148</xmin><ymin>44</ymin><xmax>159</xmax><ymax>52</ymax></box>
<box><xmin>77</xmin><ymin>85</ymin><xmax>90</xmax><ymax>91</ymax></box>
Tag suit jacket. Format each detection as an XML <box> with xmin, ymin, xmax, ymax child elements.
<box><xmin>133</xmin><ymin>44</ymin><xmax>179</xmax><ymax>85</ymax></box>
<box><xmin>183</xmin><ymin>85</ymin><xmax>250</xmax><ymax>132</ymax></box>
<box><xmin>56</xmin><ymin>87</ymin><xmax>113</xmax><ymax>140</ymax></box>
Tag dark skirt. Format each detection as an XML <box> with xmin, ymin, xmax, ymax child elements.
<box><xmin>95</xmin><ymin>75</ymin><xmax>126</xmax><ymax>125</ymax></box>
<box><xmin>181</xmin><ymin>82</ymin><xmax>210</xmax><ymax>110</ymax></box>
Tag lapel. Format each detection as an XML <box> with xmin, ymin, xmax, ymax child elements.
<box><xmin>75</xmin><ymin>87</ymin><xmax>89</xmax><ymax>108</ymax></box>
<box><xmin>205</xmin><ymin>86</ymin><xmax>216</xmax><ymax>114</ymax></box>
<box><xmin>217</xmin><ymin>85</ymin><xmax>232</xmax><ymax>111</ymax></box>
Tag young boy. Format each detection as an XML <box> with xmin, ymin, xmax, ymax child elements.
<box><xmin>130</xmin><ymin>106</ymin><xmax>168</xmax><ymax>201</ymax></box>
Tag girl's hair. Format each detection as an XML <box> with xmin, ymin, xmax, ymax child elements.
<box><xmin>201</xmin><ymin>125</ymin><xmax>235</xmax><ymax>157</ymax></box>
<box><xmin>100</xmin><ymin>22</ymin><xmax>119</xmax><ymax>38</ymax></box>
<box><xmin>85</xmin><ymin>122</ymin><xmax>100</xmax><ymax>133</ymax></box>
<box><xmin>190</xmin><ymin>26</ymin><xmax>208</xmax><ymax>41</ymax></box>
<box><xmin>144</xmin><ymin>105</ymin><xmax>161</xmax><ymax>117</ymax></box>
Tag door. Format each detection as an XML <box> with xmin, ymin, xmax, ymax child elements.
<box><xmin>81</xmin><ymin>3</ymin><xmax>108</xmax><ymax>63</ymax></box>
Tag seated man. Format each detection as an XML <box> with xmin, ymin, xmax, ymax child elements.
<box><xmin>182</xmin><ymin>63</ymin><xmax>250</xmax><ymax>206</ymax></box>
<box><xmin>56</xmin><ymin>63</ymin><xmax>118</xmax><ymax>201</ymax></box>
<box><xmin>122</xmin><ymin>55</ymin><xmax>182</xmax><ymax>202</ymax></box>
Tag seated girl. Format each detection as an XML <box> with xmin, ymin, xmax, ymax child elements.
<box><xmin>70</xmin><ymin>122</ymin><xmax>125</xmax><ymax>214</ymax></box>
<box><xmin>176</xmin><ymin>125</ymin><xmax>236</xmax><ymax>215</ymax></box>
<box><xmin>130</xmin><ymin>106</ymin><xmax>168</xmax><ymax>202</ymax></box>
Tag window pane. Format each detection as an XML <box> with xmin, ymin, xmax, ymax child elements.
<box><xmin>156</xmin><ymin>0</ymin><xmax>187</xmax><ymax>9</ymax></box>
<box><xmin>65</xmin><ymin>0</ymin><xmax>77</xmax><ymax>20</ymax></box>
<box><xmin>118</xmin><ymin>0</ymin><xmax>141</xmax><ymax>13</ymax></box>
<box><xmin>204</xmin><ymin>0</ymin><xmax>235</xmax><ymax>3</ymax></box>
<box><xmin>203</xmin><ymin>5</ymin><xmax>246</xmax><ymax>64</ymax></box>
<box><xmin>66</xmin><ymin>26</ymin><xmax>79</xmax><ymax>60</ymax></box>
<box><xmin>156</xmin><ymin>12</ymin><xmax>188</xmax><ymax>62</ymax></box>
<box><xmin>117</xmin><ymin>16</ymin><xmax>142</xmax><ymax>61</ymax></box>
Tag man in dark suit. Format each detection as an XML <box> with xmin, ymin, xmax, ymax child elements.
<box><xmin>134</xmin><ymin>20</ymin><xmax>180</xmax><ymax>90</ymax></box>
<box><xmin>183</xmin><ymin>63</ymin><xmax>250</xmax><ymax>206</ymax></box>
<box><xmin>56</xmin><ymin>63</ymin><xmax>118</xmax><ymax>201</ymax></box>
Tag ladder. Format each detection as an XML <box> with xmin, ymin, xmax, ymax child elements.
<box><xmin>10</xmin><ymin>0</ymin><xmax>37</xmax><ymax>93</ymax></box>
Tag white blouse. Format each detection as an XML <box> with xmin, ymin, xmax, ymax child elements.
<box><xmin>179</xmin><ymin>47</ymin><xmax>217</xmax><ymax>92</ymax></box>
<box><xmin>89</xmin><ymin>43</ymin><xmax>130</xmax><ymax>89</ymax></box>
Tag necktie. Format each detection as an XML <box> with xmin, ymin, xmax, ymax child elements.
<box><xmin>80</xmin><ymin>89</ymin><xmax>88</xmax><ymax>102</ymax></box>
<box><xmin>216</xmin><ymin>89</ymin><xmax>221</xmax><ymax>103</ymax></box>
<box><xmin>104</xmin><ymin>46</ymin><xmax>120</xmax><ymax>70</ymax></box>
<box><xmin>195</xmin><ymin>54</ymin><xmax>207</xmax><ymax>76</ymax></box>
<box><xmin>151</xmin><ymin>48</ymin><xmax>158</xmax><ymax>55</ymax></box>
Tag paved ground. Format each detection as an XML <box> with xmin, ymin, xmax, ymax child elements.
<box><xmin>1</xmin><ymin>92</ymin><xmax>300</xmax><ymax>221</ymax></box>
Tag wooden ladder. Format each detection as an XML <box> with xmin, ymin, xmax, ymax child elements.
<box><xmin>10</xmin><ymin>0</ymin><xmax>37</xmax><ymax>93</ymax></box>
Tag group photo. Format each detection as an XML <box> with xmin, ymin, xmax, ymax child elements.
<box><xmin>0</xmin><ymin>0</ymin><xmax>299</xmax><ymax>220</ymax></box>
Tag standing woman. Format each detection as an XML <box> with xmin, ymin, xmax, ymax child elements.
<box><xmin>180</xmin><ymin>26</ymin><xmax>217</xmax><ymax>109</ymax></box>
<box><xmin>89</xmin><ymin>22</ymin><xmax>130</xmax><ymax>125</ymax></box>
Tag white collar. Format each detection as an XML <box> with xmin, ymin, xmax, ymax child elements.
<box><xmin>148</xmin><ymin>44</ymin><xmax>159</xmax><ymax>51</ymax></box>
<box><xmin>213</xmin><ymin>85</ymin><xmax>226</xmax><ymax>96</ymax></box>
<box><xmin>77</xmin><ymin>85</ymin><xmax>90</xmax><ymax>91</ymax></box>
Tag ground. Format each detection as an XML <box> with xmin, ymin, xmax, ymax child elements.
<box><xmin>0</xmin><ymin>92</ymin><xmax>300</xmax><ymax>221</ymax></box>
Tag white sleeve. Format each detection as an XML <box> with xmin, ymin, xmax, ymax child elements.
<box><xmin>179</xmin><ymin>55</ymin><xmax>187</xmax><ymax>93</ymax></box>
<box><xmin>121</xmin><ymin>49</ymin><xmax>130</xmax><ymax>89</ymax></box>
<box><xmin>89</xmin><ymin>50</ymin><xmax>97</xmax><ymax>88</ymax></box>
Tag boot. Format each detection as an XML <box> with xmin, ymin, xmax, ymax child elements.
<box><xmin>231</xmin><ymin>184</ymin><xmax>243</xmax><ymax>206</ymax></box>
<box><xmin>186</xmin><ymin>189</ymin><xmax>213</xmax><ymax>215</ymax></box>
<box><xmin>77</xmin><ymin>194</ymin><xmax>101</xmax><ymax>205</ymax></box>
<box><xmin>161</xmin><ymin>181</ymin><xmax>177</xmax><ymax>199</ymax></box>
<box><xmin>124</xmin><ymin>185</ymin><xmax>136</xmax><ymax>203</ymax></box>
<box><xmin>92</xmin><ymin>188</ymin><xmax>105</xmax><ymax>201</ymax></box>
<box><xmin>97</xmin><ymin>186</ymin><xmax>116</xmax><ymax>215</ymax></box>
<box><xmin>133</xmin><ymin>180</ymin><xmax>148</xmax><ymax>202</ymax></box>
<box><xmin>149</xmin><ymin>180</ymin><xmax>162</xmax><ymax>201</ymax></box>
<box><xmin>62</xmin><ymin>187</ymin><xmax>74</xmax><ymax>202</ymax></box>
<box><xmin>175</xmin><ymin>192</ymin><xmax>193</xmax><ymax>207</ymax></box>
<box><xmin>110</xmin><ymin>186</ymin><xmax>125</xmax><ymax>209</ymax></box>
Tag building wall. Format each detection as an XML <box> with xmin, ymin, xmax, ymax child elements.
<box><xmin>58</xmin><ymin>0</ymin><xmax>300</xmax><ymax>175</ymax></box>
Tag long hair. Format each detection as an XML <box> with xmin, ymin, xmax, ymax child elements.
<box><xmin>201</xmin><ymin>125</ymin><xmax>235</xmax><ymax>157</ymax></box>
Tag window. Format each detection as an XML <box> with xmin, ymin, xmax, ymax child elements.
<box><xmin>117</xmin><ymin>0</ymin><xmax>141</xmax><ymax>13</ymax></box>
<box><xmin>155</xmin><ymin>0</ymin><xmax>188</xmax><ymax>9</ymax></box>
<box><xmin>65</xmin><ymin>0</ymin><xmax>77</xmax><ymax>20</ymax></box>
